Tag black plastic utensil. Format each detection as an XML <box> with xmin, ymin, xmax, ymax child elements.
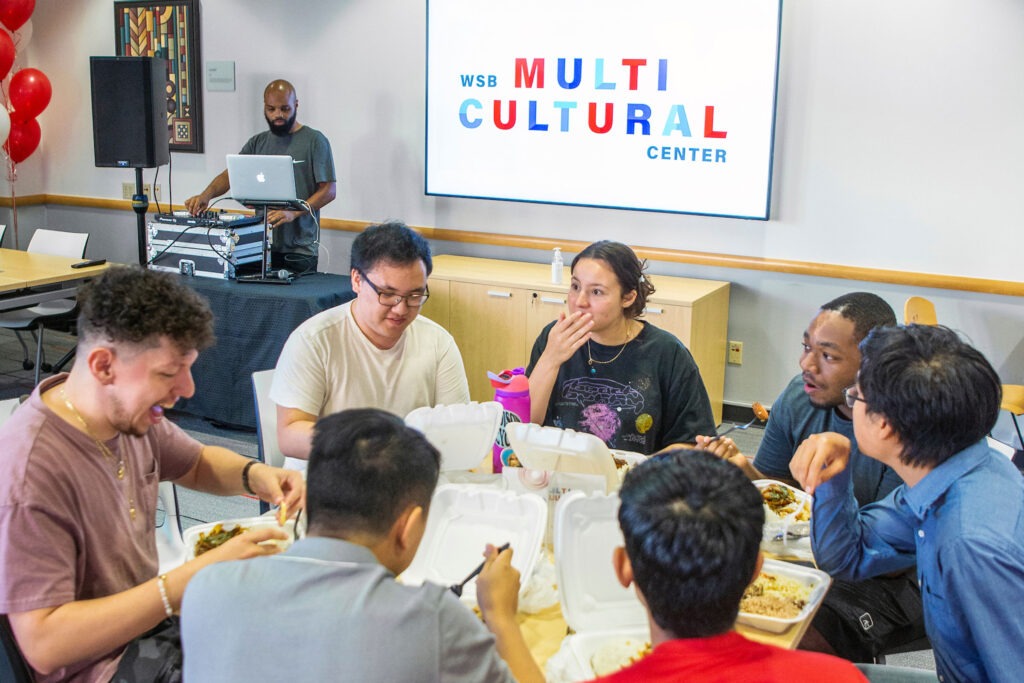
<box><xmin>449</xmin><ymin>542</ymin><xmax>511</xmax><ymax>597</ymax></box>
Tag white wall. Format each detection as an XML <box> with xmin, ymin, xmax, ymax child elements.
<box><xmin>8</xmin><ymin>0</ymin><xmax>1024</xmax><ymax>439</ymax></box>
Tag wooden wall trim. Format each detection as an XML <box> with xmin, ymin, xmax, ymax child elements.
<box><xmin>6</xmin><ymin>193</ymin><xmax>1021</xmax><ymax>297</ymax></box>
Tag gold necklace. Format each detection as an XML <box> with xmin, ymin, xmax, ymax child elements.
<box><xmin>60</xmin><ymin>386</ymin><xmax>137</xmax><ymax>521</ymax></box>
<box><xmin>587</xmin><ymin>322</ymin><xmax>636</xmax><ymax>371</ymax></box>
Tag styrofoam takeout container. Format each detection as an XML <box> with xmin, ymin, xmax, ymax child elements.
<box><xmin>507</xmin><ymin>423</ymin><xmax>621</xmax><ymax>492</ymax></box>
<box><xmin>405</xmin><ymin>401</ymin><xmax>502</xmax><ymax>471</ymax></box>
<box><xmin>400</xmin><ymin>484</ymin><xmax>547</xmax><ymax>604</ymax></box>
<box><xmin>553</xmin><ymin>490</ymin><xmax>649</xmax><ymax>678</ymax></box>
<box><xmin>183</xmin><ymin>516</ymin><xmax>295</xmax><ymax>560</ymax></box>
<box><xmin>737</xmin><ymin>559</ymin><xmax>831</xmax><ymax>634</ymax></box>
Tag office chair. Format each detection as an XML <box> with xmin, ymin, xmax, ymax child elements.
<box><xmin>156</xmin><ymin>481</ymin><xmax>187</xmax><ymax>574</ymax></box>
<box><xmin>0</xmin><ymin>229</ymin><xmax>90</xmax><ymax>386</ymax></box>
<box><xmin>252</xmin><ymin>369</ymin><xmax>286</xmax><ymax>513</ymax></box>
<box><xmin>903</xmin><ymin>296</ymin><xmax>937</xmax><ymax>325</ymax></box>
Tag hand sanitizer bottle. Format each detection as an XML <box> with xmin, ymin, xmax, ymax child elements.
<box><xmin>551</xmin><ymin>247</ymin><xmax>563</xmax><ymax>284</ymax></box>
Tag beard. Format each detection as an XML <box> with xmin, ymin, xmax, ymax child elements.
<box><xmin>266</xmin><ymin>111</ymin><xmax>297</xmax><ymax>136</ymax></box>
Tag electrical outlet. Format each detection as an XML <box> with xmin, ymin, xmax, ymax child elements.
<box><xmin>728</xmin><ymin>340</ymin><xmax>744</xmax><ymax>365</ymax></box>
<box><xmin>121</xmin><ymin>182</ymin><xmax>160</xmax><ymax>200</ymax></box>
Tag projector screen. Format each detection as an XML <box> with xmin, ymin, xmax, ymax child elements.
<box><xmin>425</xmin><ymin>0</ymin><xmax>783</xmax><ymax>220</ymax></box>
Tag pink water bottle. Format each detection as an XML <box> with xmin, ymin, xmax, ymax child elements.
<box><xmin>489</xmin><ymin>367</ymin><xmax>531</xmax><ymax>473</ymax></box>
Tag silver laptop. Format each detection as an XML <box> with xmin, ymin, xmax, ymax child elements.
<box><xmin>226</xmin><ymin>154</ymin><xmax>300</xmax><ymax>208</ymax></box>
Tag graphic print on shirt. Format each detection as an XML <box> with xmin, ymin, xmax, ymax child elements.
<box><xmin>562</xmin><ymin>377</ymin><xmax>647</xmax><ymax>445</ymax></box>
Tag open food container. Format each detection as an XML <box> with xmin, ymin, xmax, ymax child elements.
<box><xmin>552</xmin><ymin>490</ymin><xmax>650</xmax><ymax>680</ymax></box>
<box><xmin>737</xmin><ymin>559</ymin><xmax>831</xmax><ymax>634</ymax></box>
<box><xmin>754</xmin><ymin>479</ymin><xmax>813</xmax><ymax>560</ymax></box>
<box><xmin>400</xmin><ymin>484</ymin><xmax>547</xmax><ymax>604</ymax></box>
<box><xmin>503</xmin><ymin>424</ymin><xmax>647</xmax><ymax>542</ymax></box>
<box><xmin>182</xmin><ymin>516</ymin><xmax>296</xmax><ymax>560</ymax></box>
<box><xmin>405</xmin><ymin>401</ymin><xmax>502</xmax><ymax>472</ymax></box>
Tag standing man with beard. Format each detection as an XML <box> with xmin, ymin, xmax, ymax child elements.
<box><xmin>186</xmin><ymin>79</ymin><xmax>336</xmax><ymax>273</ymax></box>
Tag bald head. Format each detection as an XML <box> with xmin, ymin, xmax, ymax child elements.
<box><xmin>264</xmin><ymin>79</ymin><xmax>296</xmax><ymax>99</ymax></box>
<box><xmin>263</xmin><ymin>80</ymin><xmax>299</xmax><ymax>136</ymax></box>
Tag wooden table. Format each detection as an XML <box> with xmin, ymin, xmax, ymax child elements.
<box><xmin>0</xmin><ymin>248</ymin><xmax>110</xmax><ymax>310</ymax></box>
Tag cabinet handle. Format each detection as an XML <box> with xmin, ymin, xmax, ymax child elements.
<box><xmin>644</xmin><ymin>306</ymin><xmax>664</xmax><ymax>315</ymax></box>
<box><xmin>487</xmin><ymin>290</ymin><xmax>513</xmax><ymax>299</ymax></box>
<box><xmin>540</xmin><ymin>296</ymin><xmax>565</xmax><ymax>305</ymax></box>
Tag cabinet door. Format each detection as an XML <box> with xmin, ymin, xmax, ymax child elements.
<box><xmin>643</xmin><ymin>301</ymin><xmax>725</xmax><ymax>425</ymax></box>
<box><xmin>524</xmin><ymin>289</ymin><xmax>569</xmax><ymax>359</ymax></box>
<box><xmin>448</xmin><ymin>281</ymin><xmax>530</xmax><ymax>402</ymax></box>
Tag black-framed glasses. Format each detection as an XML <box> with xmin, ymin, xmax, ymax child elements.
<box><xmin>357</xmin><ymin>270</ymin><xmax>430</xmax><ymax>308</ymax></box>
<box><xmin>844</xmin><ymin>385</ymin><xmax>867</xmax><ymax>409</ymax></box>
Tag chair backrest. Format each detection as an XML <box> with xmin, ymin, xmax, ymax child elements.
<box><xmin>155</xmin><ymin>481</ymin><xmax>186</xmax><ymax>574</ymax></box>
<box><xmin>0</xmin><ymin>614</ymin><xmax>33</xmax><ymax>683</ymax></box>
<box><xmin>251</xmin><ymin>369</ymin><xmax>285</xmax><ymax>469</ymax></box>
<box><xmin>903</xmin><ymin>296</ymin><xmax>937</xmax><ymax>325</ymax></box>
<box><xmin>26</xmin><ymin>229</ymin><xmax>89</xmax><ymax>259</ymax></box>
<box><xmin>0</xmin><ymin>398</ymin><xmax>22</xmax><ymax>427</ymax></box>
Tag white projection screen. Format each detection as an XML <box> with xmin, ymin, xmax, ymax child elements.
<box><xmin>426</xmin><ymin>0</ymin><xmax>783</xmax><ymax>220</ymax></box>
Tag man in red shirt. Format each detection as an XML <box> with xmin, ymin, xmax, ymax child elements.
<box><xmin>595</xmin><ymin>450</ymin><xmax>866</xmax><ymax>682</ymax></box>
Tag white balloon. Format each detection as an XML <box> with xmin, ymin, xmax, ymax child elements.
<box><xmin>0</xmin><ymin>108</ymin><xmax>9</xmax><ymax>148</ymax></box>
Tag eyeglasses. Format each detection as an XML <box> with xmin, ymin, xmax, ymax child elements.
<box><xmin>844</xmin><ymin>385</ymin><xmax>867</xmax><ymax>409</ymax></box>
<box><xmin>357</xmin><ymin>270</ymin><xmax>430</xmax><ymax>308</ymax></box>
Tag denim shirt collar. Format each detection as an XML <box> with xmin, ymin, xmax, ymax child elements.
<box><xmin>901</xmin><ymin>440</ymin><xmax>989</xmax><ymax>519</ymax></box>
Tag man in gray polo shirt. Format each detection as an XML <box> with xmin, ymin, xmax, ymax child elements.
<box><xmin>181</xmin><ymin>409</ymin><xmax>543</xmax><ymax>683</ymax></box>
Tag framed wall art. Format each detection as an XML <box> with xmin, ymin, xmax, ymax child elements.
<box><xmin>114</xmin><ymin>0</ymin><xmax>203</xmax><ymax>152</ymax></box>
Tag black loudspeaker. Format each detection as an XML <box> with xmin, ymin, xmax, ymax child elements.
<box><xmin>90</xmin><ymin>56</ymin><xmax>170</xmax><ymax>168</ymax></box>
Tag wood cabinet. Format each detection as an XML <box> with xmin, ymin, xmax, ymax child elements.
<box><xmin>421</xmin><ymin>255</ymin><xmax>730</xmax><ymax>424</ymax></box>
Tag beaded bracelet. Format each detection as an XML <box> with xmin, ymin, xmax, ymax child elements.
<box><xmin>157</xmin><ymin>573</ymin><xmax>174</xmax><ymax>618</ymax></box>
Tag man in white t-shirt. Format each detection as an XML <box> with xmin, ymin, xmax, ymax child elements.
<box><xmin>271</xmin><ymin>221</ymin><xmax>469</xmax><ymax>467</ymax></box>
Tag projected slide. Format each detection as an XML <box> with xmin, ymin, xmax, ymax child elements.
<box><xmin>426</xmin><ymin>0</ymin><xmax>782</xmax><ymax>220</ymax></box>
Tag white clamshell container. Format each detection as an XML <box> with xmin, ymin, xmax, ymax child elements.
<box><xmin>405</xmin><ymin>401</ymin><xmax>502</xmax><ymax>472</ymax></box>
<box><xmin>183</xmin><ymin>516</ymin><xmax>296</xmax><ymax>560</ymax></box>
<box><xmin>737</xmin><ymin>559</ymin><xmax>831</xmax><ymax>634</ymax></box>
<box><xmin>401</xmin><ymin>484</ymin><xmax>547</xmax><ymax>604</ymax></box>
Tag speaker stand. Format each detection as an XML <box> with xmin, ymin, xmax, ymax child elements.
<box><xmin>131</xmin><ymin>167</ymin><xmax>149</xmax><ymax>266</ymax></box>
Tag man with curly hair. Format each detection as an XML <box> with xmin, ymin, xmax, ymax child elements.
<box><xmin>0</xmin><ymin>267</ymin><xmax>305</xmax><ymax>683</ymax></box>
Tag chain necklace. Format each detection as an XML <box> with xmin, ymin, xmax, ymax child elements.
<box><xmin>587</xmin><ymin>322</ymin><xmax>637</xmax><ymax>374</ymax></box>
<box><xmin>60</xmin><ymin>386</ymin><xmax>137</xmax><ymax>521</ymax></box>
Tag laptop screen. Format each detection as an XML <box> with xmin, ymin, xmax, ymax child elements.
<box><xmin>226</xmin><ymin>154</ymin><xmax>299</xmax><ymax>206</ymax></box>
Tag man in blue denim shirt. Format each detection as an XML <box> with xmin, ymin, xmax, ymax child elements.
<box><xmin>791</xmin><ymin>325</ymin><xmax>1024</xmax><ymax>683</ymax></box>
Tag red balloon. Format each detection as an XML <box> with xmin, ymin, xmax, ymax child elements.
<box><xmin>0</xmin><ymin>31</ymin><xmax>13</xmax><ymax>80</ymax></box>
<box><xmin>0</xmin><ymin>0</ymin><xmax>34</xmax><ymax>32</ymax></box>
<box><xmin>4</xmin><ymin>116</ymin><xmax>39</xmax><ymax>163</ymax></box>
<box><xmin>8</xmin><ymin>67</ymin><xmax>50</xmax><ymax>123</ymax></box>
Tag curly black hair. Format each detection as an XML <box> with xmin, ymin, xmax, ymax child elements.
<box><xmin>77</xmin><ymin>266</ymin><xmax>215</xmax><ymax>352</ymax></box>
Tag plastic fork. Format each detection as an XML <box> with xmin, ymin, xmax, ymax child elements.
<box><xmin>449</xmin><ymin>543</ymin><xmax>510</xmax><ymax>597</ymax></box>
<box><xmin>706</xmin><ymin>402</ymin><xmax>768</xmax><ymax>443</ymax></box>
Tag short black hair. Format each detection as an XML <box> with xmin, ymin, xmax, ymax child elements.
<box><xmin>306</xmin><ymin>409</ymin><xmax>441</xmax><ymax>537</ymax></box>
<box><xmin>77</xmin><ymin>266</ymin><xmax>215</xmax><ymax>352</ymax></box>
<box><xmin>350</xmin><ymin>221</ymin><xmax>432</xmax><ymax>276</ymax></box>
<box><xmin>858</xmin><ymin>325</ymin><xmax>1001</xmax><ymax>468</ymax></box>
<box><xmin>572</xmin><ymin>240</ymin><xmax>655</xmax><ymax>319</ymax></box>
<box><xmin>618</xmin><ymin>450</ymin><xmax>764</xmax><ymax>638</ymax></box>
<box><xmin>820</xmin><ymin>292</ymin><xmax>897</xmax><ymax>341</ymax></box>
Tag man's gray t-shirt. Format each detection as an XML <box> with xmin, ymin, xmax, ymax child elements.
<box><xmin>182</xmin><ymin>538</ymin><xmax>514</xmax><ymax>682</ymax></box>
<box><xmin>240</xmin><ymin>126</ymin><xmax>336</xmax><ymax>256</ymax></box>
<box><xmin>754</xmin><ymin>375</ymin><xmax>903</xmax><ymax>507</ymax></box>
